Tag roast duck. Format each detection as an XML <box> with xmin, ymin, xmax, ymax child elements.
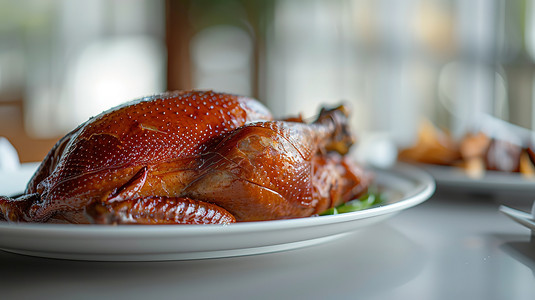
<box><xmin>0</xmin><ymin>90</ymin><xmax>370</xmax><ymax>225</ymax></box>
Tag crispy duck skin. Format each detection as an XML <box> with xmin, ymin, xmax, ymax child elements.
<box><xmin>86</xmin><ymin>197</ymin><xmax>237</xmax><ymax>225</ymax></box>
<box><xmin>0</xmin><ymin>90</ymin><xmax>369</xmax><ymax>224</ymax></box>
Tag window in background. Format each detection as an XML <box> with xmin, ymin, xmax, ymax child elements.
<box><xmin>526</xmin><ymin>0</ymin><xmax>535</xmax><ymax>132</ymax></box>
<box><xmin>265</xmin><ymin>0</ymin><xmax>365</xmax><ymax>121</ymax></box>
<box><xmin>263</xmin><ymin>0</ymin><xmax>535</xmax><ymax>147</ymax></box>
<box><xmin>264</xmin><ymin>0</ymin><xmax>439</xmax><ymax>146</ymax></box>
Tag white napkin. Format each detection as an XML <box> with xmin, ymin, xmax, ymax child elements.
<box><xmin>0</xmin><ymin>137</ymin><xmax>20</xmax><ymax>171</ymax></box>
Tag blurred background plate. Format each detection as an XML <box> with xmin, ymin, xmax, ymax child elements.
<box><xmin>422</xmin><ymin>164</ymin><xmax>535</xmax><ymax>195</ymax></box>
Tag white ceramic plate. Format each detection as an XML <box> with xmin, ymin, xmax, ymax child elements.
<box><xmin>0</xmin><ymin>164</ymin><xmax>435</xmax><ymax>261</ymax></box>
<box><xmin>420</xmin><ymin>164</ymin><xmax>535</xmax><ymax>194</ymax></box>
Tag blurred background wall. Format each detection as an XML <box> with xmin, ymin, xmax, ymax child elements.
<box><xmin>0</xmin><ymin>0</ymin><xmax>534</xmax><ymax>162</ymax></box>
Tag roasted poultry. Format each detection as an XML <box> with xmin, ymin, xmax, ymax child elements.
<box><xmin>0</xmin><ymin>90</ymin><xmax>370</xmax><ymax>225</ymax></box>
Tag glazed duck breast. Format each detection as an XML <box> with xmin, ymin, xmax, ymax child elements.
<box><xmin>0</xmin><ymin>90</ymin><xmax>370</xmax><ymax>224</ymax></box>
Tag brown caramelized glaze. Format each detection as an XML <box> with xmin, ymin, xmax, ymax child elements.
<box><xmin>0</xmin><ymin>90</ymin><xmax>369</xmax><ymax>224</ymax></box>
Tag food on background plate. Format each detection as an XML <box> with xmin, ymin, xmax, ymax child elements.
<box><xmin>398</xmin><ymin>120</ymin><xmax>535</xmax><ymax>178</ymax></box>
<box><xmin>0</xmin><ymin>90</ymin><xmax>373</xmax><ymax>225</ymax></box>
<box><xmin>397</xmin><ymin>120</ymin><xmax>461</xmax><ymax>166</ymax></box>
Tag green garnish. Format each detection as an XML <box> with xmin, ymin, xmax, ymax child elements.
<box><xmin>319</xmin><ymin>187</ymin><xmax>384</xmax><ymax>216</ymax></box>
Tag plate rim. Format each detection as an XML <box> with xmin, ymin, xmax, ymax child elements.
<box><xmin>418</xmin><ymin>163</ymin><xmax>535</xmax><ymax>192</ymax></box>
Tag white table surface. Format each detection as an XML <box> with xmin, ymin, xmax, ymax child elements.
<box><xmin>0</xmin><ymin>188</ymin><xmax>534</xmax><ymax>300</ymax></box>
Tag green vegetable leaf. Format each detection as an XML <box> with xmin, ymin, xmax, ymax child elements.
<box><xmin>319</xmin><ymin>187</ymin><xmax>383</xmax><ymax>216</ymax></box>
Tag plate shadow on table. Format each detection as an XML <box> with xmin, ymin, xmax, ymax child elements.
<box><xmin>0</xmin><ymin>223</ymin><xmax>427</xmax><ymax>299</ymax></box>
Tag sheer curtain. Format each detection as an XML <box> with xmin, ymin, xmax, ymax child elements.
<box><xmin>263</xmin><ymin>0</ymin><xmax>531</xmax><ymax>147</ymax></box>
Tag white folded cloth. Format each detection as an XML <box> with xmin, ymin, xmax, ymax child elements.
<box><xmin>0</xmin><ymin>137</ymin><xmax>20</xmax><ymax>171</ymax></box>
